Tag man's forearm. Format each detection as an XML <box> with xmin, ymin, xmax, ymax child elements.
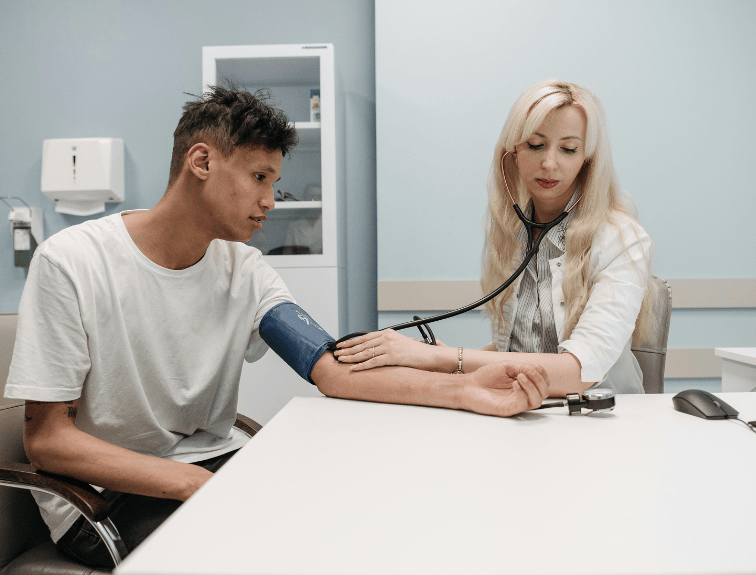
<box><xmin>311</xmin><ymin>352</ymin><xmax>550</xmax><ymax>418</ymax></box>
<box><xmin>24</xmin><ymin>401</ymin><xmax>210</xmax><ymax>501</ymax></box>
<box><xmin>313</xmin><ymin>353</ymin><xmax>464</xmax><ymax>410</ymax></box>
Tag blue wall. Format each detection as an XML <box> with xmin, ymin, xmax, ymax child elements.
<box><xmin>0</xmin><ymin>0</ymin><xmax>378</xmax><ymax>334</ymax></box>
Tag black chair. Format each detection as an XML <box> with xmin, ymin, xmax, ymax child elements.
<box><xmin>0</xmin><ymin>313</ymin><xmax>262</xmax><ymax>574</ymax></box>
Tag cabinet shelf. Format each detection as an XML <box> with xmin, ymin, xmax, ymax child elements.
<box><xmin>292</xmin><ymin>122</ymin><xmax>320</xmax><ymax>152</ymax></box>
<box><xmin>272</xmin><ymin>201</ymin><xmax>321</xmax><ymax>210</ymax></box>
<box><xmin>215</xmin><ymin>55</ymin><xmax>319</xmax><ymax>87</ymax></box>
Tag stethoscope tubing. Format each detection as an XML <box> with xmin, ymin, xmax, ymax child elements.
<box><xmin>383</xmin><ymin>210</ymin><xmax>568</xmax><ymax>332</ymax></box>
<box><xmin>332</xmin><ymin>208</ymin><xmax>569</xmax><ymax>346</ymax></box>
<box><xmin>331</xmin><ymin>151</ymin><xmax>580</xmax><ymax>347</ymax></box>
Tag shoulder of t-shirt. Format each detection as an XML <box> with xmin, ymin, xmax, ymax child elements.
<box><xmin>210</xmin><ymin>240</ymin><xmax>292</xmax><ymax>300</ymax></box>
<box><xmin>208</xmin><ymin>239</ymin><xmax>282</xmax><ymax>280</ymax></box>
<box><xmin>35</xmin><ymin>213</ymin><xmax>121</xmax><ymax>268</ymax></box>
<box><xmin>209</xmin><ymin>239</ymin><xmax>264</xmax><ymax>264</ymax></box>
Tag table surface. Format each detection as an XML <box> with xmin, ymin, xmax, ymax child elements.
<box><xmin>116</xmin><ymin>393</ymin><xmax>756</xmax><ymax>575</ymax></box>
<box><xmin>715</xmin><ymin>347</ymin><xmax>756</xmax><ymax>366</ymax></box>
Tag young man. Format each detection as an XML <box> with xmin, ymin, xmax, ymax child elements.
<box><xmin>4</xmin><ymin>87</ymin><xmax>549</xmax><ymax>567</ymax></box>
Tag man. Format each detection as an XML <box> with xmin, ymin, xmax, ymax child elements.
<box><xmin>4</xmin><ymin>87</ymin><xmax>548</xmax><ymax>567</ymax></box>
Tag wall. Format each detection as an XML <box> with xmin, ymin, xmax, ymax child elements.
<box><xmin>376</xmin><ymin>0</ymin><xmax>756</xmax><ymax>393</ymax></box>
<box><xmin>0</xmin><ymin>0</ymin><xmax>377</xmax><ymax>336</ymax></box>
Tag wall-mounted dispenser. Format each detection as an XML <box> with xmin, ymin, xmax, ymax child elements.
<box><xmin>41</xmin><ymin>138</ymin><xmax>124</xmax><ymax>216</ymax></box>
<box><xmin>1</xmin><ymin>197</ymin><xmax>44</xmax><ymax>268</ymax></box>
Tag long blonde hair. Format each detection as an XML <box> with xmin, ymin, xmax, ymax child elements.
<box><xmin>481</xmin><ymin>80</ymin><xmax>654</xmax><ymax>344</ymax></box>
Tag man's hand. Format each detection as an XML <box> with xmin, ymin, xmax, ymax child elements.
<box><xmin>461</xmin><ymin>362</ymin><xmax>549</xmax><ymax>417</ymax></box>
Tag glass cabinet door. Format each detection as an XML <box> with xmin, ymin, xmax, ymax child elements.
<box><xmin>209</xmin><ymin>52</ymin><xmax>326</xmax><ymax>259</ymax></box>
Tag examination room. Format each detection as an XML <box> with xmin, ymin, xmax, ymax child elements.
<box><xmin>1</xmin><ymin>1</ymin><xmax>755</xmax><ymax>574</ymax></box>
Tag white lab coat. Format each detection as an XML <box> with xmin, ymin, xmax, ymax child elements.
<box><xmin>492</xmin><ymin>213</ymin><xmax>653</xmax><ymax>394</ymax></box>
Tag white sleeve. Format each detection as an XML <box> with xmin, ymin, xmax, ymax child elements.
<box><xmin>244</xmin><ymin>258</ymin><xmax>296</xmax><ymax>363</ymax></box>
<box><xmin>558</xmin><ymin>219</ymin><xmax>653</xmax><ymax>384</ymax></box>
<box><xmin>4</xmin><ymin>252</ymin><xmax>90</xmax><ymax>401</ymax></box>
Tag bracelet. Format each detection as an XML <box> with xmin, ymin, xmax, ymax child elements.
<box><xmin>452</xmin><ymin>347</ymin><xmax>463</xmax><ymax>374</ymax></box>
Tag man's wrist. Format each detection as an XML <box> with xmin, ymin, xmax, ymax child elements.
<box><xmin>456</xmin><ymin>373</ymin><xmax>475</xmax><ymax>412</ymax></box>
<box><xmin>435</xmin><ymin>372</ymin><xmax>467</xmax><ymax>411</ymax></box>
<box><xmin>174</xmin><ymin>464</ymin><xmax>213</xmax><ymax>502</ymax></box>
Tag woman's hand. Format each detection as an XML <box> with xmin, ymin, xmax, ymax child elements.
<box><xmin>462</xmin><ymin>362</ymin><xmax>549</xmax><ymax>417</ymax></box>
<box><xmin>333</xmin><ymin>329</ymin><xmax>442</xmax><ymax>372</ymax></box>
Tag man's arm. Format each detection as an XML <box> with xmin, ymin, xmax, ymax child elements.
<box><xmin>24</xmin><ymin>400</ymin><xmax>211</xmax><ymax>501</ymax></box>
<box><xmin>334</xmin><ymin>331</ymin><xmax>588</xmax><ymax>398</ymax></box>
<box><xmin>311</xmin><ymin>351</ymin><xmax>549</xmax><ymax>418</ymax></box>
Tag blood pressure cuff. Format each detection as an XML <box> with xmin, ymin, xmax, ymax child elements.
<box><xmin>259</xmin><ymin>302</ymin><xmax>335</xmax><ymax>384</ymax></box>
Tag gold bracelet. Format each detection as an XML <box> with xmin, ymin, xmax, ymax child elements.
<box><xmin>452</xmin><ymin>347</ymin><xmax>463</xmax><ymax>374</ymax></box>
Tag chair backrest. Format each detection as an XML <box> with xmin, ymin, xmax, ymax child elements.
<box><xmin>1</xmin><ymin>313</ymin><xmax>19</xmax><ymax>408</ymax></box>
<box><xmin>631</xmin><ymin>276</ymin><xmax>672</xmax><ymax>394</ymax></box>
<box><xmin>0</xmin><ymin>313</ymin><xmax>51</xmax><ymax>568</ymax></box>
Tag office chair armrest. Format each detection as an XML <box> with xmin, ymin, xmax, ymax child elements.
<box><xmin>0</xmin><ymin>462</ymin><xmax>111</xmax><ymax>523</ymax></box>
<box><xmin>234</xmin><ymin>413</ymin><xmax>262</xmax><ymax>439</ymax></box>
<box><xmin>0</xmin><ymin>417</ymin><xmax>260</xmax><ymax>522</ymax></box>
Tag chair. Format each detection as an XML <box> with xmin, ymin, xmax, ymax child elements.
<box><xmin>0</xmin><ymin>313</ymin><xmax>262</xmax><ymax>574</ymax></box>
<box><xmin>631</xmin><ymin>276</ymin><xmax>672</xmax><ymax>394</ymax></box>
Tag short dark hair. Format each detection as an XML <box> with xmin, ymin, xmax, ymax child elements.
<box><xmin>168</xmin><ymin>85</ymin><xmax>298</xmax><ymax>185</ymax></box>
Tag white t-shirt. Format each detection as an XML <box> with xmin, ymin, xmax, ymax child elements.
<box><xmin>5</xmin><ymin>211</ymin><xmax>294</xmax><ymax>541</ymax></box>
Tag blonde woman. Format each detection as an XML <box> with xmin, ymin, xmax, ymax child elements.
<box><xmin>335</xmin><ymin>80</ymin><xmax>654</xmax><ymax>396</ymax></box>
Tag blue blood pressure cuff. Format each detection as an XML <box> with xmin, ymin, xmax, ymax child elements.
<box><xmin>259</xmin><ymin>302</ymin><xmax>335</xmax><ymax>384</ymax></box>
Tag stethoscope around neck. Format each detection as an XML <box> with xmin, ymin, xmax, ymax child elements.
<box><xmin>328</xmin><ymin>151</ymin><xmax>583</xmax><ymax>349</ymax></box>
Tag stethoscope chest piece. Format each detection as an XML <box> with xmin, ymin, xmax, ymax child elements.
<box><xmin>578</xmin><ymin>388</ymin><xmax>616</xmax><ymax>415</ymax></box>
<box><xmin>538</xmin><ymin>389</ymin><xmax>616</xmax><ymax>415</ymax></box>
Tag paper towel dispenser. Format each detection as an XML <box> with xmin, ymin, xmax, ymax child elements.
<box><xmin>41</xmin><ymin>138</ymin><xmax>124</xmax><ymax>216</ymax></box>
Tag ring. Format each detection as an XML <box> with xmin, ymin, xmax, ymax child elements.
<box><xmin>372</xmin><ymin>347</ymin><xmax>375</xmax><ymax>359</ymax></box>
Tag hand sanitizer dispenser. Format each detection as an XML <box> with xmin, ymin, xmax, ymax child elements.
<box><xmin>8</xmin><ymin>206</ymin><xmax>43</xmax><ymax>267</ymax></box>
<box><xmin>41</xmin><ymin>138</ymin><xmax>124</xmax><ymax>216</ymax></box>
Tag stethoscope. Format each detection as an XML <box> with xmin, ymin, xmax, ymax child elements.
<box><xmin>536</xmin><ymin>388</ymin><xmax>616</xmax><ymax>415</ymax></box>
<box><xmin>328</xmin><ymin>150</ymin><xmax>583</xmax><ymax>348</ymax></box>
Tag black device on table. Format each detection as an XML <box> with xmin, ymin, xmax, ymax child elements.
<box><xmin>672</xmin><ymin>389</ymin><xmax>756</xmax><ymax>434</ymax></box>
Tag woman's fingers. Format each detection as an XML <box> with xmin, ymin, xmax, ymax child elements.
<box><xmin>515</xmin><ymin>373</ymin><xmax>540</xmax><ymax>409</ymax></box>
<box><xmin>515</xmin><ymin>365</ymin><xmax>549</xmax><ymax>408</ymax></box>
<box><xmin>531</xmin><ymin>365</ymin><xmax>550</xmax><ymax>397</ymax></box>
<box><xmin>335</xmin><ymin>336</ymin><xmax>381</xmax><ymax>360</ymax></box>
<box><xmin>336</xmin><ymin>343</ymin><xmax>380</xmax><ymax>363</ymax></box>
<box><xmin>336</xmin><ymin>331</ymin><xmax>380</xmax><ymax>349</ymax></box>
<box><xmin>347</xmin><ymin>346</ymin><xmax>390</xmax><ymax>371</ymax></box>
<box><xmin>519</xmin><ymin>364</ymin><xmax>549</xmax><ymax>398</ymax></box>
<box><xmin>349</xmin><ymin>359</ymin><xmax>380</xmax><ymax>372</ymax></box>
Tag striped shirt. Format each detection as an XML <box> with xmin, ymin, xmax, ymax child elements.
<box><xmin>509</xmin><ymin>191</ymin><xmax>579</xmax><ymax>354</ymax></box>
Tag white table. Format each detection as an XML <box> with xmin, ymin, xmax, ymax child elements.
<box><xmin>715</xmin><ymin>348</ymin><xmax>756</xmax><ymax>392</ymax></box>
<box><xmin>116</xmin><ymin>394</ymin><xmax>756</xmax><ymax>575</ymax></box>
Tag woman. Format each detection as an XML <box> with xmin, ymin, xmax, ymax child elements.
<box><xmin>335</xmin><ymin>80</ymin><xmax>655</xmax><ymax>396</ymax></box>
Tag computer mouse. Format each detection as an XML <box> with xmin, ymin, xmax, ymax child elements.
<box><xmin>672</xmin><ymin>389</ymin><xmax>739</xmax><ymax>420</ymax></box>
